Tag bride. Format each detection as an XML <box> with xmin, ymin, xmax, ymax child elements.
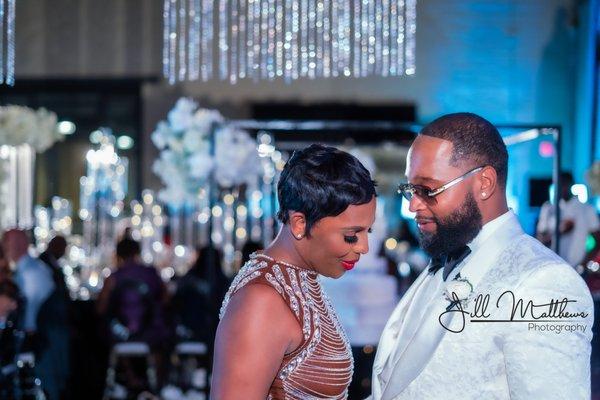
<box><xmin>211</xmin><ymin>144</ymin><xmax>377</xmax><ymax>399</ymax></box>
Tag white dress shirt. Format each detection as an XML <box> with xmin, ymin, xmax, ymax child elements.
<box><xmin>14</xmin><ymin>254</ymin><xmax>54</xmax><ymax>331</ymax></box>
<box><xmin>537</xmin><ymin>197</ymin><xmax>600</xmax><ymax>266</ymax></box>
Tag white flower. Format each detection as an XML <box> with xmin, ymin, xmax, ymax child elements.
<box><xmin>193</xmin><ymin>108</ymin><xmax>223</xmax><ymax>132</ymax></box>
<box><xmin>444</xmin><ymin>277</ymin><xmax>473</xmax><ymax>303</ymax></box>
<box><xmin>182</xmin><ymin>128</ymin><xmax>209</xmax><ymax>153</ymax></box>
<box><xmin>0</xmin><ymin>105</ymin><xmax>62</xmax><ymax>152</ymax></box>
<box><xmin>152</xmin><ymin>97</ymin><xmax>262</xmax><ymax>207</ymax></box>
<box><xmin>151</xmin><ymin>121</ymin><xmax>171</xmax><ymax>150</ymax></box>
<box><xmin>168</xmin><ymin>98</ymin><xmax>198</xmax><ymax>131</ymax></box>
<box><xmin>188</xmin><ymin>152</ymin><xmax>214</xmax><ymax>180</ymax></box>
<box><xmin>166</xmin><ymin>136</ymin><xmax>185</xmax><ymax>154</ymax></box>
<box><xmin>214</xmin><ymin>126</ymin><xmax>260</xmax><ymax>188</ymax></box>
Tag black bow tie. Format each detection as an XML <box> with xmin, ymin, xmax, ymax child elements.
<box><xmin>428</xmin><ymin>246</ymin><xmax>472</xmax><ymax>281</ymax></box>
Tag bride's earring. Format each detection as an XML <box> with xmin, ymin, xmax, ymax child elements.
<box><xmin>482</xmin><ymin>192</ymin><xmax>487</xmax><ymax>198</ymax></box>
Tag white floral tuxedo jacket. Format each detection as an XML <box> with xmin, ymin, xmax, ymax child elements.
<box><xmin>369</xmin><ymin>211</ymin><xmax>594</xmax><ymax>400</ymax></box>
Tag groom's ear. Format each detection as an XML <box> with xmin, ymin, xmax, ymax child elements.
<box><xmin>289</xmin><ymin>211</ymin><xmax>308</xmax><ymax>238</ymax></box>
<box><xmin>478</xmin><ymin>166</ymin><xmax>498</xmax><ymax>200</ymax></box>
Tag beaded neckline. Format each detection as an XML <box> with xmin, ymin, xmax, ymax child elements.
<box><xmin>251</xmin><ymin>252</ymin><xmax>319</xmax><ymax>277</ymax></box>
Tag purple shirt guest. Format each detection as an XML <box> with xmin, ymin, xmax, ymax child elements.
<box><xmin>97</xmin><ymin>238</ymin><xmax>169</xmax><ymax>346</ymax></box>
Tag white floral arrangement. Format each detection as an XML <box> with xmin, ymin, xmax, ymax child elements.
<box><xmin>0</xmin><ymin>105</ymin><xmax>62</xmax><ymax>152</ymax></box>
<box><xmin>152</xmin><ymin>98</ymin><xmax>260</xmax><ymax>206</ymax></box>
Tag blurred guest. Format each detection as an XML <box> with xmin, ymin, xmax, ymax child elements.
<box><xmin>0</xmin><ymin>279</ymin><xmax>22</xmax><ymax>398</ymax></box>
<box><xmin>0</xmin><ymin>279</ymin><xmax>19</xmax><ymax>328</ymax></box>
<box><xmin>537</xmin><ymin>171</ymin><xmax>600</xmax><ymax>267</ymax></box>
<box><xmin>39</xmin><ymin>236</ymin><xmax>69</xmax><ymax>297</ymax></box>
<box><xmin>97</xmin><ymin>238</ymin><xmax>169</xmax><ymax>346</ymax></box>
<box><xmin>172</xmin><ymin>246</ymin><xmax>227</xmax><ymax>344</ymax></box>
<box><xmin>97</xmin><ymin>238</ymin><xmax>170</xmax><ymax>390</ymax></box>
<box><xmin>36</xmin><ymin>235</ymin><xmax>70</xmax><ymax>400</ymax></box>
<box><xmin>0</xmin><ymin>246</ymin><xmax>11</xmax><ymax>283</ymax></box>
<box><xmin>1</xmin><ymin>229</ymin><xmax>53</xmax><ymax>334</ymax></box>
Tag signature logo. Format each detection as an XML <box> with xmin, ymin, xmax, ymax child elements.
<box><xmin>439</xmin><ymin>290</ymin><xmax>589</xmax><ymax>333</ymax></box>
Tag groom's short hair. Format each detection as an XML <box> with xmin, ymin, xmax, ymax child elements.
<box><xmin>420</xmin><ymin>112</ymin><xmax>508</xmax><ymax>188</ymax></box>
<box><xmin>276</xmin><ymin>144</ymin><xmax>376</xmax><ymax>235</ymax></box>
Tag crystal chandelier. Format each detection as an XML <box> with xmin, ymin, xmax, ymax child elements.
<box><xmin>0</xmin><ymin>0</ymin><xmax>15</xmax><ymax>85</ymax></box>
<box><xmin>163</xmin><ymin>0</ymin><xmax>416</xmax><ymax>84</ymax></box>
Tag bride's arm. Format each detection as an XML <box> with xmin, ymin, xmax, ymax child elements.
<box><xmin>210</xmin><ymin>284</ymin><xmax>300</xmax><ymax>399</ymax></box>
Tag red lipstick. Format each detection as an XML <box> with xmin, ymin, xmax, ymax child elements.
<box><xmin>341</xmin><ymin>260</ymin><xmax>357</xmax><ymax>271</ymax></box>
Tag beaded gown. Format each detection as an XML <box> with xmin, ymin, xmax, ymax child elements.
<box><xmin>219</xmin><ymin>253</ymin><xmax>354</xmax><ymax>399</ymax></box>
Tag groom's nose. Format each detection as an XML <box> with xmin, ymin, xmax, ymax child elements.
<box><xmin>408</xmin><ymin>194</ymin><xmax>428</xmax><ymax>213</ymax></box>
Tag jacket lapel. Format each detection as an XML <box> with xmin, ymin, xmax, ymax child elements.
<box><xmin>372</xmin><ymin>269</ymin><xmax>431</xmax><ymax>397</ymax></box>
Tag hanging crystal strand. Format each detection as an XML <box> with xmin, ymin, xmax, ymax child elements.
<box><xmin>405</xmin><ymin>0</ymin><xmax>416</xmax><ymax>75</ymax></box>
<box><xmin>188</xmin><ymin>0</ymin><xmax>201</xmax><ymax>80</ymax></box>
<box><xmin>360</xmin><ymin>0</ymin><xmax>368</xmax><ymax>77</ymax></box>
<box><xmin>342</xmin><ymin>0</ymin><xmax>351</xmax><ymax>76</ymax></box>
<box><xmin>266</xmin><ymin>0</ymin><xmax>276</xmax><ymax>80</ymax></box>
<box><xmin>235</xmin><ymin>200</ymin><xmax>248</xmax><ymax>253</ymax></box>
<box><xmin>291</xmin><ymin>0</ymin><xmax>300</xmax><ymax>79</ymax></box>
<box><xmin>246</xmin><ymin>0</ymin><xmax>255</xmax><ymax>78</ymax></box>
<box><xmin>331</xmin><ymin>0</ymin><xmax>339</xmax><ymax>77</ymax></box>
<box><xmin>1</xmin><ymin>0</ymin><xmax>6</xmax><ymax>84</ymax></box>
<box><xmin>315</xmin><ymin>0</ymin><xmax>324</xmax><ymax>78</ymax></box>
<box><xmin>167</xmin><ymin>0</ymin><xmax>177</xmax><ymax>84</ymax></box>
<box><xmin>322</xmin><ymin>0</ymin><xmax>331</xmax><ymax>77</ymax></box>
<box><xmin>381</xmin><ymin>0</ymin><xmax>390</xmax><ymax>76</ymax></box>
<box><xmin>218</xmin><ymin>0</ymin><xmax>228</xmax><ymax>80</ymax></box>
<box><xmin>222</xmin><ymin>192</ymin><xmax>236</xmax><ymax>276</ymax></box>
<box><xmin>5</xmin><ymin>0</ymin><xmax>14</xmax><ymax>85</ymax></box>
<box><xmin>307</xmin><ymin>0</ymin><xmax>316</xmax><ymax>78</ymax></box>
<box><xmin>199</xmin><ymin>0</ymin><xmax>207</xmax><ymax>80</ymax></box>
<box><xmin>300</xmin><ymin>0</ymin><xmax>308</xmax><ymax>77</ymax></box>
<box><xmin>397</xmin><ymin>0</ymin><xmax>405</xmax><ymax>76</ymax></box>
<box><xmin>230</xmin><ymin>0</ymin><xmax>239</xmax><ymax>83</ymax></box>
<box><xmin>184</xmin><ymin>203</ymin><xmax>194</xmax><ymax>251</ymax></box>
<box><xmin>178</xmin><ymin>0</ymin><xmax>187</xmax><ymax>81</ymax></box>
<box><xmin>389</xmin><ymin>0</ymin><xmax>398</xmax><ymax>76</ymax></box>
<box><xmin>252</xmin><ymin>0</ymin><xmax>261</xmax><ymax>81</ymax></box>
<box><xmin>352</xmin><ymin>0</ymin><xmax>362</xmax><ymax>78</ymax></box>
<box><xmin>201</xmin><ymin>0</ymin><xmax>214</xmax><ymax>81</ymax></box>
<box><xmin>374</xmin><ymin>0</ymin><xmax>382</xmax><ymax>76</ymax></box>
<box><xmin>198</xmin><ymin>197</ymin><xmax>210</xmax><ymax>247</ymax></box>
<box><xmin>275</xmin><ymin>0</ymin><xmax>284</xmax><ymax>78</ymax></box>
<box><xmin>367</xmin><ymin>0</ymin><xmax>375</xmax><ymax>76</ymax></box>
<box><xmin>238</xmin><ymin>0</ymin><xmax>247</xmax><ymax>79</ymax></box>
<box><xmin>283</xmin><ymin>0</ymin><xmax>293</xmax><ymax>82</ymax></box>
<box><xmin>259</xmin><ymin>0</ymin><xmax>268</xmax><ymax>80</ymax></box>
<box><xmin>352</xmin><ymin>0</ymin><xmax>360</xmax><ymax>77</ymax></box>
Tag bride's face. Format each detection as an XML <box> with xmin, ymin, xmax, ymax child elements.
<box><xmin>300</xmin><ymin>197</ymin><xmax>376</xmax><ymax>278</ymax></box>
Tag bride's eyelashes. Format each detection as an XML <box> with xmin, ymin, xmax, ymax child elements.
<box><xmin>344</xmin><ymin>235</ymin><xmax>358</xmax><ymax>244</ymax></box>
<box><xmin>343</xmin><ymin>228</ymin><xmax>373</xmax><ymax>244</ymax></box>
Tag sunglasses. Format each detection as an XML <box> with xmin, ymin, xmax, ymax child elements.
<box><xmin>397</xmin><ymin>166</ymin><xmax>485</xmax><ymax>202</ymax></box>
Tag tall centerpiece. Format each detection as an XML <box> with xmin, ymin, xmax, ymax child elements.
<box><xmin>0</xmin><ymin>105</ymin><xmax>62</xmax><ymax>230</ymax></box>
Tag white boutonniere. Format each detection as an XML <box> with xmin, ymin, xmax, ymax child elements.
<box><xmin>444</xmin><ymin>274</ymin><xmax>474</xmax><ymax>310</ymax></box>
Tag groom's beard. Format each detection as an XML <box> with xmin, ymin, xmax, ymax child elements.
<box><xmin>418</xmin><ymin>192</ymin><xmax>483</xmax><ymax>258</ymax></box>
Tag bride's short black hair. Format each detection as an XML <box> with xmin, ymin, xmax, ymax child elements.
<box><xmin>276</xmin><ymin>144</ymin><xmax>377</xmax><ymax>234</ymax></box>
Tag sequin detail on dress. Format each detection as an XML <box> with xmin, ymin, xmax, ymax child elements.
<box><xmin>220</xmin><ymin>253</ymin><xmax>354</xmax><ymax>399</ymax></box>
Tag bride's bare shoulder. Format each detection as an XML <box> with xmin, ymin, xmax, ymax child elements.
<box><xmin>219</xmin><ymin>283</ymin><xmax>296</xmax><ymax>337</ymax></box>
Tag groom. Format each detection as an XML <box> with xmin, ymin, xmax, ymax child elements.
<box><xmin>369</xmin><ymin>113</ymin><xmax>593</xmax><ymax>399</ymax></box>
